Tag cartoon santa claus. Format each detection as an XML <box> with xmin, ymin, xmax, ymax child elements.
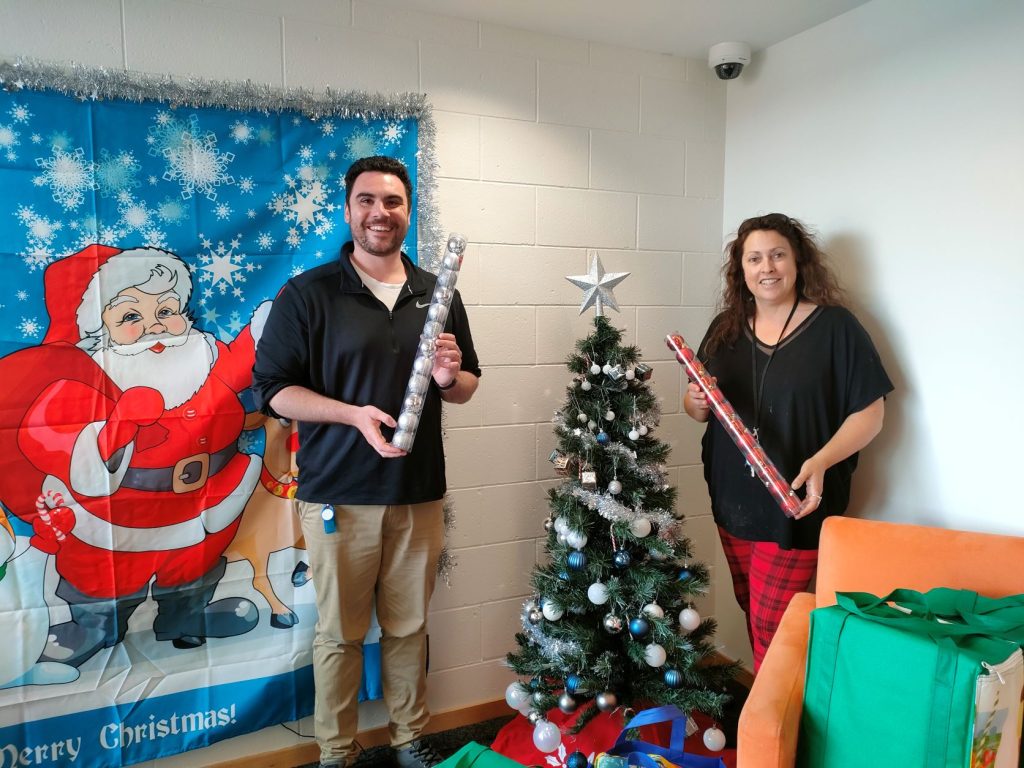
<box><xmin>0</xmin><ymin>243</ymin><xmax>270</xmax><ymax>667</ymax></box>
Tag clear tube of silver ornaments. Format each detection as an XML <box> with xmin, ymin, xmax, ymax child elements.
<box><xmin>391</xmin><ymin>232</ymin><xmax>467</xmax><ymax>452</ymax></box>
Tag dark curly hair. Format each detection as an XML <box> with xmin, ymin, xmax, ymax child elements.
<box><xmin>344</xmin><ymin>155</ymin><xmax>413</xmax><ymax>206</ymax></box>
<box><xmin>703</xmin><ymin>213</ymin><xmax>844</xmax><ymax>357</ymax></box>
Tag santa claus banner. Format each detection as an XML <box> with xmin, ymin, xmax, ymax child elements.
<box><xmin>0</xmin><ymin>60</ymin><xmax>438</xmax><ymax>768</ymax></box>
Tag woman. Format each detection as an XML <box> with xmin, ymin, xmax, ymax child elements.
<box><xmin>683</xmin><ymin>213</ymin><xmax>892</xmax><ymax>671</ymax></box>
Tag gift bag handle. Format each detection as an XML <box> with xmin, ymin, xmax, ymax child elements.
<box><xmin>619</xmin><ymin>705</ymin><xmax>690</xmax><ymax>754</ymax></box>
<box><xmin>836</xmin><ymin>590</ymin><xmax>1024</xmax><ymax>641</ymax></box>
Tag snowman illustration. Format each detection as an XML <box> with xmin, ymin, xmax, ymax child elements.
<box><xmin>0</xmin><ymin>498</ymin><xmax>78</xmax><ymax>689</ymax></box>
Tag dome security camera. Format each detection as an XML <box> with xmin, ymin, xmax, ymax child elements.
<box><xmin>708</xmin><ymin>42</ymin><xmax>751</xmax><ymax>80</ymax></box>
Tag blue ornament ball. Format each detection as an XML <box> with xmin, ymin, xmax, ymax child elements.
<box><xmin>677</xmin><ymin>568</ymin><xmax>693</xmax><ymax>582</ymax></box>
<box><xmin>613</xmin><ymin>549</ymin><xmax>632</xmax><ymax>568</ymax></box>
<box><xmin>596</xmin><ymin>430</ymin><xmax>610</xmax><ymax>445</ymax></box>
<box><xmin>566</xmin><ymin>752</ymin><xmax>589</xmax><ymax>768</ymax></box>
<box><xmin>558</xmin><ymin>570</ymin><xmax>571</xmax><ymax>581</ymax></box>
<box><xmin>628</xmin><ymin>616</ymin><xmax>651</xmax><ymax>639</ymax></box>
<box><xmin>567</xmin><ymin>551</ymin><xmax>588</xmax><ymax>570</ymax></box>
<box><xmin>663</xmin><ymin>669</ymin><xmax>683</xmax><ymax>689</ymax></box>
<box><xmin>565</xmin><ymin>674</ymin><xmax>583</xmax><ymax>694</ymax></box>
<box><xmin>530</xmin><ymin>677</ymin><xmax>542</xmax><ymax>691</ymax></box>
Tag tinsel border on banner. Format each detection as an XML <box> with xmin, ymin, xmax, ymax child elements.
<box><xmin>0</xmin><ymin>57</ymin><xmax>459</xmax><ymax>582</ymax></box>
<box><xmin>0</xmin><ymin>57</ymin><xmax>445</xmax><ymax>274</ymax></box>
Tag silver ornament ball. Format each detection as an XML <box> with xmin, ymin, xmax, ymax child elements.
<box><xmin>595</xmin><ymin>692</ymin><xmax>618</xmax><ymax>712</ymax></box>
<box><xmin>602</xmin><ymin>613</ymin><xmax>624</xmax><ymax>634</ymax></box>
<box><xmin>557</xmin><ymin>693</ymin><xmax>578</xmax><ymax>714</ymax></box>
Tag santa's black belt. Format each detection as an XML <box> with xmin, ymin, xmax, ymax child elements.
<box><xmin>120</xmin><ymin>444</ymin><xmax>239</xmax><ymax>494</ymax></box>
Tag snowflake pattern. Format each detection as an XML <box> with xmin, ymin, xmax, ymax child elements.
<box><xmin>214</xmin><ymin>202</ymin><xmax>233</xmax><ymax>220</ymax></box>
<box><xmin>320</xmin><ymin>120</ymin><xmax>336</xmax><ymax>137</ymax></box>
<box><xmin>34</xmin><ymin>147</ymin><xmax>97</xmax><ymax>209</ymax></box>
<box><xmin>157</xmin><ymin>196</ymin><xmax>188</xmax><ymax>224</ymax></box>
<box><xmin>8</xmin><ymin>103</ymin><xmax>31</xmax><ymax>123</ymax></box>
<box><xmin>95</xmin><ymin>148</ymin><xmax>141</xmax><ymax>197</ymax></box>
<box><xmin>256</xmin><ymin>232</ymin><xmax>274</xmax><ymax>250</ymax></box>
<box><xmin>18</xmin><ymin>317</ymin><xmax>41</xmax><ymax>338</ymax></box>
<box><xmin>344</xmin><ymin>129</ymin><xmax>380</xmax><ymax>160</ymax></box>
<box><xmin>238</xmin><ymin>176</ymin><xmax>255</xmax><ymax>194</ymax></box>
<box><xmin>229</xmin><ymin>119</ymin><xmax>255</xmax><ymax>145</ymax></box>
<box><xmin>117</xmin><ymin>195</ymin><xmax>164</xmax><ymax>240</ymax></box>
<box><xmin>380</xmin><ymin>120</ymin><xmax>406</xmax><ymax>146</ymax></box>
<box><xmin>267</xmin><ymin>158</ymin><xmax>338</xmax><ymax>247</ymax></box>
<box><xmin>16</xmin><ymin>205</ymin><xmax>67</xmax><ymax>271</ymax></box>
<box><xmin>544</xmin><ymin>744</ymin><xmax>595</xmax><ymax>768</ymax></box>
<box><xmin>196</xmin><ymin>234</ymin><xmax>248</xmax><ymax>302</ymax></box>
<box><xmin>160</xmin><ymin>116</ymin><xmax>236</xmax><ymax>200</ymax></box>
<box><xmin>0</xmin><ymin>123</ymin><xmax>21</xmax><ymax>161</ymax></box>
<box><xmin>16</xmin><ymin>290</ymin><xmax>28</xmax><ymax>301</ymax></box>
<box><xmin>47</xmin><ymin>131</ymin><xmax>73</xmax><ymax>152</ymax></box>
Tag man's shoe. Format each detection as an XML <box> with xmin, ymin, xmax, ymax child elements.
<box><xmin>395</xmin><ymin>739</ymin><xmax>444</xmax><ymax>768</ymax></box>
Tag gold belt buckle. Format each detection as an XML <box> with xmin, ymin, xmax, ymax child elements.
<box><xmin>172</xmin><ymin>452</ymin><xmax>210</xmax><ymax>494</ymax></box>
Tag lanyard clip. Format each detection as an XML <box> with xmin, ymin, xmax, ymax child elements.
<box><xmin>321</xmin><ymin>504</ymin><xmax>336</xmax><ymax>534</ymax></box>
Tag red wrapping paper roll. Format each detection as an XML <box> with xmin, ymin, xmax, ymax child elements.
<box><xmin>666</xmin><ymin>332</ymin><xmax>801</xmax><ymax>518</ymax></box>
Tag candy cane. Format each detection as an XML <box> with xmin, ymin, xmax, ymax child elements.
<box><xmin>35</xmin><ymin>490</ymin><xmax>68</xmax><ymax>541</ymax></box>
<box><xmin>666</xmin><ymin>333</ymin><xmax>801</xmax><ymax>519</ymax></box>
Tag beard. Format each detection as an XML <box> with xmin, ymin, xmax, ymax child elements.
<box><xmin>94</xmin><ymin>327</ymin><xmax>215</xmax><ymax>410</ymax></box>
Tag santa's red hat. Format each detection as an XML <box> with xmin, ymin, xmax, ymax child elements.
<box><xmin>43</xmin><ymin>244</ymin><xmax>121</xmax><ymax>345</ymax></box>
<box><xmin>42</xmin><ymin>244</ymin><xmax>193</xmax><ymax>346</ymax></box>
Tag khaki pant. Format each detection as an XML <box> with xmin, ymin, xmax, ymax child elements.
<box><xmin>297</xmin><ymin>499</ymin><xmax>445</xmax><ymax>765</ymax></box>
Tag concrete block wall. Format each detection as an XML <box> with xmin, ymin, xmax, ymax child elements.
<box><xmin>0</xmin><ymin>0</ymin><xmax>731</xmax><ymax>764</ymax></box>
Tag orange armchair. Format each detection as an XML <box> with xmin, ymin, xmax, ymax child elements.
<box><xmin>736</xmin><ymin>516</ymin><xmax>1024</xmax><ymax>768</ymax></box>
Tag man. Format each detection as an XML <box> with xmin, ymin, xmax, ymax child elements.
<box><xmin>252</xmin><ymin>156</ymin><xmax>481</xmax><ymax>768</ymax></box>
<box><xmin>0</xmin><ymin>244</ymin><xmax>267</xmax><ymax>667</ymax></box>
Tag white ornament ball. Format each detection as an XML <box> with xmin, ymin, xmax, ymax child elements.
<box><xmin>703</xmin><ymin>727</ymin><xmax>727</xmax><ymax>752</ymax></box>
<box><xmin>629</xmin><ymin>517</ymin><xmax>652</xmax><ymax>538</ymax></box>
<box><xmin>607</xmin><ymin>479</ymin><xmax>622</xmax><ymax>495</ymax></box>
<box><xmin>644</xmin><ymin>643</ymin><xmax>667</xmax><ymax>667</ymax></box>
<box><xmin>556</xmin><ymin>532</ymin><xmax>567</xmax><ymax>545</ymax></box>
<box><xmin>577</xmin><ymin>412</ymin><xmax>588</xmax><ymax>423</ymax></box>
<box><xmin>602</xmin><ymin>363</ymin><xmax>613</xmax><ymax>375</ymax></box>
<box><xmin>625</xmin><ymin>368</ymin><xmax>636</xmax><ymax>381</ymax></box>
<box><xmin>642</xmin><ymin>603</ymin><xmax>665</xmax><ymax>619</ymax></box>
<box><xmin>590</xmin><ymin>363</ymin><xmax>602</xmax><ymax>375</ymax></box>
<box><xmin>581</xmin><ymin>380</ymin><xmax>592</xmax><ymax>391</ymax></box>
<box><xmin>587</xmin><ymin>582</ymin><xmax>610</xmax><ymax>605</ymax></box>
<box><xmin>604</xmin><ymin>409</ymin><xmax>615</xmax><ymax>421</ymax></box>
<box><xmin>679</xmin><ymin>607</ymin><xmax>701</xmax><ymax>633</ymax></box>
<box><xmin>505</xmin><ymin>682</ymin><xmax>530</xmax><ymax>710</ymax></box>
<box><xmin>639</xmin><ymin>425</ymin><xmax>649</xmax><ymax>436</ymax></box>
<box><xmin>565</xmin><ymin>530</ymin><xmax>588</xmax><ymax>550</ymax></box>
<box><xmin>533</xmin><ymin>720</ymin><xmax>562</xmax><ymax>753</ymax></box>
<box><xmin>542</xmin><ymin>601</ymin><xmax>564</xmax><ymax>621</ymax></box>
<box><xmin>588</xmin><ymin>420</ymin><xmax>597</xmax><ymax>430</ymax></box>
<box><xmin>628</xmin><ymin>429</ymin><xmax>640</xmax><ymax>441</ymax></box>
<box><xmin>554</xmin><ymin>517</ymin><xmax>570</xmax><ymax>535</ymax></box>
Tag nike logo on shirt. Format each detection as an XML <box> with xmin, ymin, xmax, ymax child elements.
<box><xmin>416</xmin><ymin>300</ymin><xmax>431</xmax><ymax>308</ymax></box>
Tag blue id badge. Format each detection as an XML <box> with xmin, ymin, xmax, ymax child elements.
<box><xmin>321</xmin><ymin>504</ymin><xmax>336</xmax><ymax>534</ymax></box>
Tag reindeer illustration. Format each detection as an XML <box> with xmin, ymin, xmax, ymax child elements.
<box><xmin>226</xmin><ymin>413</ymin><xmax>309</xmax><ymax>628</ymax></box>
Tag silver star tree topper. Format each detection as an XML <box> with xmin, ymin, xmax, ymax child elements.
<box><xmin>566</xmin><ymin>252</ymin><xmax>630</xmax><ymax>317</ymax></box>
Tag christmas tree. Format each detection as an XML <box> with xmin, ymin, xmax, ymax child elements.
<box><xmin>505</xmin><ymin>255</ymin><xmax>737</xmax><ymax>752</ymax></box>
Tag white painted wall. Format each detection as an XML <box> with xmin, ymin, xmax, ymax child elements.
<box><xmin>0</xmin><ymin>1</ymin><xmax>729</xmax><ymax>764</ymax></box>
<box><xmin>724</xmin><ymin>0</ymin><xmax>1024</xmax><ymax>529</ymax></box>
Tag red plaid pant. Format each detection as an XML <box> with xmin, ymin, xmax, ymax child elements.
<box><xmin>718</xmin><ymin>527</ymin><xmax>818</xmax><ymax>672</ymax></box>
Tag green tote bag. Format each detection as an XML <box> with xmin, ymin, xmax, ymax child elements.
<box><xmin>798</xmin><ymin>588</ymin><xmax>1024</xmax><ymax>768</ymax></box>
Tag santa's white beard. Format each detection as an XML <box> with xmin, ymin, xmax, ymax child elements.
<box><xmin>94</xmin><ymin>328</ymin><xmax>215</xmax><ymax>410</ymax></box>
